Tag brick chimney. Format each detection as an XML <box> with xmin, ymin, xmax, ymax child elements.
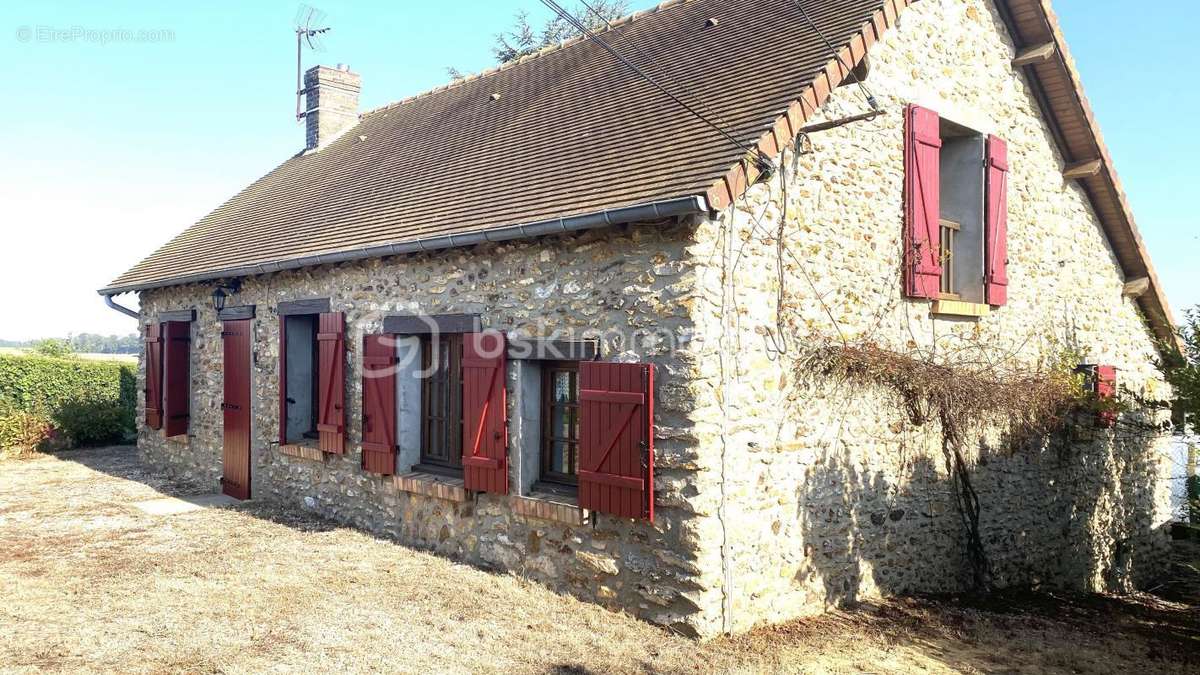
<box><xmin>303</xmin><ymin>64</ymin><xmax>361</xmax><ymax>150</ymax></box>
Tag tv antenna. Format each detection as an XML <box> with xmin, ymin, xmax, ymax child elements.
<box><xmin>294</xmin><ymin>4</ymin><xmax>330</xmax><ymax>122</ymax></box>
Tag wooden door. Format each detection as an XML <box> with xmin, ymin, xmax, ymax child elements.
<box><xmin>221</xmin><ymin>319</ymin><xmax>252</xmax><ymax>500</ymax></box>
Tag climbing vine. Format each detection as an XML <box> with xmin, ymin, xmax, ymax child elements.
<box><xmin>797</xmin><ymin>340</ymin><xmax>1127</xmax><ymax>589</ymax></box>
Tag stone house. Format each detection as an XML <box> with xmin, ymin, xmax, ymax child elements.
<box><xmin>101</xmin><ymin>0</ymin><xmax>1179</xmax><ymax>637</ymax></box>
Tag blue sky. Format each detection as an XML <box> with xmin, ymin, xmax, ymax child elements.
<box><xmin>0</xmin><ymin>1</ymin><xmax>1195</xmax><ymax>341</ymax></box>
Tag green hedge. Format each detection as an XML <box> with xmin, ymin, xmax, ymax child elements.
<box><xmin>0</xmin><ymin>354</ymin><xmax>136</xmax><ymax>453</ymax></box>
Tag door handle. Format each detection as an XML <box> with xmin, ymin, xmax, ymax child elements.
<box><xmin>221</xmin><ymin>403</ymin><xmax>241</xmax><ymax>411</ymax></box>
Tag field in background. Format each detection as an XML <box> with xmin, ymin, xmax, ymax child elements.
<box><xmin>0</xmin><ymin>347</ymin><xmax>136</xmax><ymax>363</ymax></box>
<box><xmin>1</xmin><ymin>446</ymin><xmax>1197</xmax><ymax>674</ymax></box>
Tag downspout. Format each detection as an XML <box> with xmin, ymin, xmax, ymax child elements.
<box><xmin>103</xmin><ymin>294</ymin><xmax>139</xmax><ymax>319</ymax></box>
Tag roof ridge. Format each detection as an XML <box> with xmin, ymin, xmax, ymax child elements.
<box><xmin>359</xmin><ymin>0</ymin><xmax>695</xmax><ymax>117</ymax></box>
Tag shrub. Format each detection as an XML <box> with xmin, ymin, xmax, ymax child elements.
<box><xmin>0</xmin><ymin>354</ymin><xmax>136</xmax><ymax>451</ymax></box>
<box><xmin>0</xmin><ymin>401</ymin><xmax>54</xmax><ymax>458</ymax></box>
<box><xmin>54</xmin><ymin>401</ymin><xmax>131</xmax><ymax>446</ymax></box>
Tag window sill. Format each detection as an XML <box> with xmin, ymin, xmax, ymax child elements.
<box><xmin>165</xmin><ymin>433</ymin><xmax>190</xmax><ymax>445</ymax></box>
<box><xmin>531</xmin><ymin>480</ymin><xmax>578</xmax><ymax>499</ymax></box>
<box><xmin>395</xmin><ymin>471</ymin><xmax>468</xmax><ymax>503</ymax></box>
<box><xmin>412</xmin><ymin>463</ymin><xmax>464</xmax><ymax>479</ymax></box>
<box><xmin>932</xmin><ymin>299</ymin><xmax>990</xmax><ymax>318</ymax></box>
<box><xmin>279</xmin><ymin>443</ymin><xmax>325</xmax><ymax>462</ymax></box>
<box><xmin>511</xmin><ymin>492</ymin><xmax>587</xmax><ymax>526</ymax></box>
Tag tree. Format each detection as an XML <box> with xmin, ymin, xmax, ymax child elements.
<box><xmin>1168</xmin><ymin>307</ymin><xmax>1200</xmax><ymax>436</ymax></box>
<box><xmin>68</xmin><ymin>333</ymin><xmax>140</xmax><ymax>354</ymax></box>
<box><xmin>1166</xmin><ymin>307</ymin><xmax>1200</xmax><ymax>525</ymax></box>
<box><xmin>29</xmin><ymin>339</ymin><xmax>75</xmax><ymax>359</ymax></box>
<box><xmin>448</xmin><ymin>1</ymin><xmax>629</xmax><ymax>78</ymax></box>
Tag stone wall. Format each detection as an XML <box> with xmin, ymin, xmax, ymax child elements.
<box><xmin>137</xmin><ymin>221</ymin><xmax>722</xmax><ymax>636</ymax></box>
<box><xmin>134</xmin><ymin>0</ymin><xmax>1176</xmax><ymax>640</ymax></box>
<box><xmin>682</xmin><ymin>0</ymin><xmax>1175</xmax><ymax>633</ymax></box>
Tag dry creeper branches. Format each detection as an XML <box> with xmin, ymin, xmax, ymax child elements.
<box><xmin>798</xmin><ymin>341</ymin><xmax>1091</xmax><ymax>589</ymax></box>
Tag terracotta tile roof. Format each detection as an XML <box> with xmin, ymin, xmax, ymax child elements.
<box><xmin>104</xmin><ymin>0</ymin><xmax>1175</xmax><ymax>357</ymax></box>
<box><xmin>102</xmin><ymin>0</ymin><xmax>896</xmax><ymax>294</ymax></box>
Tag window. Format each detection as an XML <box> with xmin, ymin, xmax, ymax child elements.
<box><xmin>939</xmin><ymin>219</ymin><xmax>959</xmax><ymax>298</ymax></box>
<box><xmin>903</xmin><ymin>104</ymin><xmax>1008</xmax><ymax>307</ymax></box>
<box><xmin>419</xmin><ymin>333</ymin><xmax>463</xmax><ymax>472</ymax></box>
<box><xmin>937</xmin><ymin>120</ymin><xmax>986</xmax><ymax>303</ymax></box>
<box><xmin>279</xmin><ymin>305</ymin><xmax>345</xmax><ymax>454</ymax></box>
<box><xmin>281</xmin><ymin>314</ymin><xmax>320</xmax><ymax>445</ymax></box>
<box><xmin>540</xmin><ymin>361</ymin><xmax>580</xmax><ymax>487</ymax></box>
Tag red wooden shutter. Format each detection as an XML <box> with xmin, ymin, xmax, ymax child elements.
<box><xmin>1096</xmin><ymin>365</ymin><xmax>1117</xmax><ymax>428</ymax></box>
<box><xmin>985</xmin><ymin>134</ymin><xmax>1010</xmax><ymax>306</ymax></box>
<box><xmin>904</xmin><ymin>104</ymin><xmax>942</xmax><ymax>299</ymax></box>
<box><xmin>578</xmin><ymin>362</ymin><xmax>654</xmax><ymax>521</ymax></box>
<box><xmin>144</xmin><ymin>323</ymin><xmax>163</xmax><ymax>430</ymax></box>
<box><xmin>462</xmin><ymin>331</ymin><xmax>508</xmax><ymax>494</ymax></box>
<box><xmin>317</xmin><ymin>312</ymin><xmax>346</xmax><ymax>454</ymax></box>
<box><xmin>361</xmin><ymin>333</ymin><xmax>397</xmax><ymax>475</ymax></box>
<box><xmin>162</xmin><ymin>321</ymin><xmax>191</xmax><ymax>437</ymax></box>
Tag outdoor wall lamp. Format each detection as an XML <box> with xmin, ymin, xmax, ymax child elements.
<box><xmin>211</xmin><ymin>279</ymin><xmax>242</xmax><ymax>313</ymax></box>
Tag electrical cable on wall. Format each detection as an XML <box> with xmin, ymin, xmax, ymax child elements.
<box><xmin>538</xmin><ymin>0</ymin><xmax>905</xmax><ymax>629</ymax></box>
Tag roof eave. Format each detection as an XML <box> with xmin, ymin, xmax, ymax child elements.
<box><xmin>97</xmin><ymin>194</ymin><xmax>709</xmax><ymax>297</ymax></box>
<box><xmin>700</xmin><ymin>0</ymin><xmax>1178</xmax><ymax>357</ymax></box>
<box><xmin>704</xmin><ymin>0</ymin><xmax>913</xmax><ymax>209</ymax></box>
<box><xmin>995</xmin><ymin>0</ymin><xmax>1181</xmax><ymax>356</ymax></box>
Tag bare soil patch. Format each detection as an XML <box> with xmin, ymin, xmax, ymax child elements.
<box><xmin>1</xmin><ymin>446</ymin><xmax>1197</xmax><ymax>674</ymax></box>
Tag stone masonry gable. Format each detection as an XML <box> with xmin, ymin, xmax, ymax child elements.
<box><xmin>684</xmin><ymin>0</ymin><xmax>1174</xmax><ymax>632</ymax></box>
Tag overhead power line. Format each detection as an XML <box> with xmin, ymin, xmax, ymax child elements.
<box><xmin>575</xmin><ymin>0</ymin><xmax>737</xmax><ymax>139</ymax></box>
<box><xmin>539</xmin><ymin>0</ymin><xmax>769</xmax><ymax>171</ymax></box>
<box><xmin>792</xmin><ymin>0</ymin><xmax>879</xmax><ymax>110</ymax></box>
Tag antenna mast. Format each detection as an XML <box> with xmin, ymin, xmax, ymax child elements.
<box><xmin>294</xmin><ymin>4</ymin><xmax>330</xmax><ymax>122</ymax></box>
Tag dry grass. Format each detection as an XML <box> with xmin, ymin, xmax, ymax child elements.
<box><xmin>1</xmin><ymin>447</ymin><xmax>1197</xmax><ymax>674</ymax></box>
